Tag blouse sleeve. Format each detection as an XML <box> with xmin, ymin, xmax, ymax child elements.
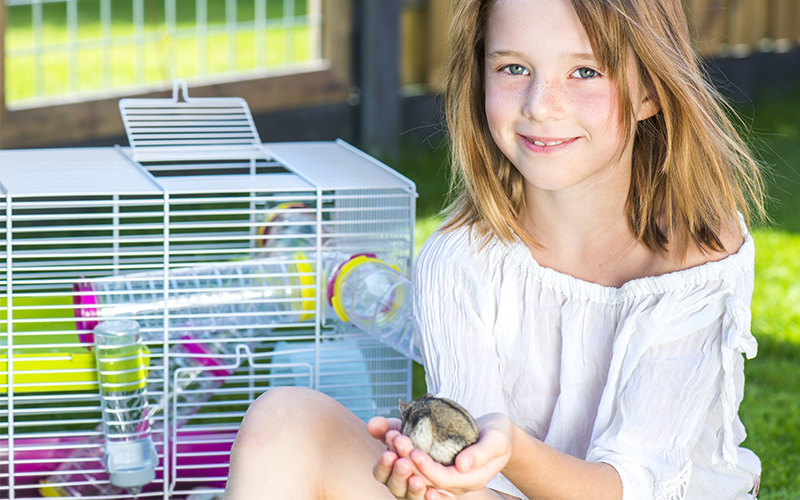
<box><xmin>413</xmin><ymin>230</ymin><xmax>508</xmax><ymax>418</ymax></box>
<box><xmin>586</xmin><ymin>292</ymin><xmax>758</xmax><ymax>500</ymax></box>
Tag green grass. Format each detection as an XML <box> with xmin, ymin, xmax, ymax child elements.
<box><xmin>744</xmin><ymin>86</ymin><xmax>800</xmax><ymax>234</ymax></box>
<box><xmin>740</xmin><ymin>87</ymin><xmax>800</xmax><ymax>497</ymax></box>
<box><xmin>4</xmin><ymin>0</ymin><xmax>312</xmax><ymax>104</ymax></box>
<box><xmin>394</xmin><ymin>85</ymin><xmax>800</xmax><ymax>498</ymax></box>
<box><xmin>741</xmin><ymin>230</ymin><xmax>800</xmax><ymax>498</ymax></box>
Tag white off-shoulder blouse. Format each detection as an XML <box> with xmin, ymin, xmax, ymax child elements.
<box><xmin>413</xmin><ymin>223</ymin><xmax>760</xmax><ymax>500</ymax></box>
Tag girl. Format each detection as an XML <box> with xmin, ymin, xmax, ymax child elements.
<box><xmin>224</xmin><ymin>0</ymin><xmax>766</xmax><ymax>498</ymax></box>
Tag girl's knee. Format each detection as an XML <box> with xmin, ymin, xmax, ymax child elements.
<box><xmin>244</xmin><ymin>387</ymin><xmax>338</xmax><ymax>424</ymax></box>
<box><xmin>235</xmin><ymin>387</ymin><xmax>348</xmax><ymax>447</ymax></box>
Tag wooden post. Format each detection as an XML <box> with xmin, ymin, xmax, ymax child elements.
<box><xmin>685</xmin><ymin>0</ymin><xmax>730</xmax><ymax>58</ymax></box>
<box><xmin>323</xmin><ymin>0</ymin><xmax>353</xmax><ymax>89</ymax></box>
<box><xmin>359</xmin><ymin>0</ymin><xmax>401</xmax><ymax>159</ymax></box>
<box><xmin>728</xmin><ymin>0</ymin><xmax>770</xmax><ymax>55</ymax></box>
<box><xmin>772</xmin><ymin>0</ymin><xmax>800</xmax><ymax>45</ymax></box>
<box><xmin>427</xmin><ymin>0</ymin><xmax>452</xmax><ymax>91</ymax></box>
<box><xmin>401</xmin><ymin>0</ymin><xmax>428</xmax><ymax>87</ymax></box>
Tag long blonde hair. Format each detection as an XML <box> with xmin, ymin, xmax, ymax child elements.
<box><xmin>440</xmin><ymin>0</ymin><xmax>766</xmax><ymax>257</ymax></box>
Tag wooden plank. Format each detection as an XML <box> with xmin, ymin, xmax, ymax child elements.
<box><xmin>772</xmin><ymin>0</ymin><xmax>800</xmax><ymax>42</ymax></box>
<box><xmin>0</xmin><ymin>67</ymin><xmax>348</xmax><ymax>149</ymax></box>
<box><xmin>686</xmin><ymin>0</ymin><xmax>730</xmax><ymax>58</ymax></box>
<box><xmin>323</xmin><ymin>0</ymin><xmax>354</xmax><ymax>88</ymax></box>
<box><xmin>727</xmin><ymin>0</ymin><xmax>770</xmax><ymax>51</ymax></box>
<box><xmin>401</xmin><ymin>3</ymin><xmax>429</xmax><ymax>87</ymax></box>
<box><xmin>427</xmin><ymin>0</ymin><xmax>453</xmax><ymax>90</ymax></box>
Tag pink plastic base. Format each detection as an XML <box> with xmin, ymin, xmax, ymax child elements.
<box><xmin>0</xmin><ymin>430</ymin><xmax>236</xmax><ymax>496</ymax></box>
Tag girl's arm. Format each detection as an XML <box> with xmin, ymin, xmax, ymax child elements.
<box><xmin>504</xmin><ymin>421</ymin><xmax>621</xmax><ymax>500</ymax></box>
<box><xmin>389</xmin><ymin>413</ymin><xmax>622</xmax><ymax>500</ymax></box>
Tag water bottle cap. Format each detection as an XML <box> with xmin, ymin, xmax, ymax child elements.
<box><xmin>105</xmin><ymin>438</ymin><xmax>158</xmax><ymax>488</ymax></box>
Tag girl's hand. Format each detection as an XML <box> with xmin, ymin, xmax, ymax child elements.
<box><xmin>406</xmin><ymin>413</ymin><xmax>515</xmax><ymax>500</ymax></box>
<box><xmin>368</xmin><ymin>416</ymin><xmax>429</xmax><ymax>499</ymax></box>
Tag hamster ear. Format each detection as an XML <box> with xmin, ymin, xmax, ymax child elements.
<box><xmin>399</xmin><ymin>399</ymin><xmax>408</xmax><ymax>417</ymax></box>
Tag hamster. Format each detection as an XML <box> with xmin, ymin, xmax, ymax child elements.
<box><xmin>399</xmin><ymin>394</ymin><xmax>480</xmax><ymax>466</ymax></box>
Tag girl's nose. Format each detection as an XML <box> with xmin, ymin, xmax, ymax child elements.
<box><xmin>522</xmin><ymin>78</ymin><xmax>565</xmax><ymax>122</ymax></box>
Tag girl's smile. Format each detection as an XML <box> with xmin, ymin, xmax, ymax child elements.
<box><xmin>519</xmin><ymin>134</ymin><xmax>580</xmax><ymax>154</ymax></box>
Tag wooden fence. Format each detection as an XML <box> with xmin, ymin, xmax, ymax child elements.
<box><xmin>400</xmin><ymin>0</ymin><xmax>800</xmax><ymax>89</ymax></box>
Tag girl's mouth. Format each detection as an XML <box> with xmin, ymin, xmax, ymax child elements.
<box><xmin>520</xmin><ymin>135</ymin><xmax>578</xmax><ymax>152</ymax></box>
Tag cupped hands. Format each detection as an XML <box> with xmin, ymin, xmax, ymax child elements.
<box><xmin>367</xmin><ymin>413</ymin><xmax>515</xmax><ymax>500</ymax></box>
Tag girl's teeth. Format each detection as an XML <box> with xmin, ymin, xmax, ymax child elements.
<box><xmin>546</xmin><ymin>141</ymin><xmax>563</xmax><ymax>146</ymax></box>
<box><xmin>534</xmin><ymin>141</ymin><xmax>546</xmax><ymax>146</ymax></box>
<box><xmin>532</xmin><ymin>140</ymin><xmax>565</xmax><ymax>147</ymax></box>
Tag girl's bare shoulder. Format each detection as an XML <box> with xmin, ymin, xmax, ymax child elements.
<box><xmin>669</xmin><ymin>221</ymin><xmax>745</xmax><ymax>273</ymax></box>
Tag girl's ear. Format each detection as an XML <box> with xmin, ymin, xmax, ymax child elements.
<box><xmin>634</xmin><ymin>92</ymin><xmax>661</xmax><ymax>122</ymax></box>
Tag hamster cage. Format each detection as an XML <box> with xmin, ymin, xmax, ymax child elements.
<box><xmin>0</xmin><ymin>81</ymin><xmax>418</xmax><ymax>499</ymax></box>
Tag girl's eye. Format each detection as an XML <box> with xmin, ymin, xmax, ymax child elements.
<box><xmin>572</xmin><ymin>67</ymin><xmax>599</xmax><ymax>79</ymax></box>
<box><xmin>504</xmin><ymin>64</ymin><xmax>529</xmax><ymax>76</ymax></box>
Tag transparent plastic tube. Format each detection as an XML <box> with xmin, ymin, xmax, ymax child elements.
<box><xmin>73</xmin><ymin>256</ymin><xmax>316</xmax><ymax>341</ymax></box>
<box><xmin>257</xmin><ymin>201</ymin><xmax>324</xmax><ymax>251</ymax></box>
<box><xmin>328</xmin><ymin>255</ymin><xmax>422</xmax><ymax>363</ymax></box>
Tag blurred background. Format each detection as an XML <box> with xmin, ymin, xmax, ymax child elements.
<box><xmin>0</xmin><ymin>0</ymin><xmax>798</xmax><ymax>497</ymax></box>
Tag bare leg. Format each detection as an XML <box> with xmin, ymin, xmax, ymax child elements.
<box><xmin>224</xmin><ymin>387</ymin><xmax>521</xmax><ymax>500</ymax></box>
<box><xmin>224</xmin><ymin>387</ymin><xmax>395</xmax><ymax>500</ymax></box>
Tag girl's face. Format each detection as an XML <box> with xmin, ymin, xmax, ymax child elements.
<box><xmin>484</xmin><ymin>0</ymin><xmax>656</xmax><ymax>197</ymax></box>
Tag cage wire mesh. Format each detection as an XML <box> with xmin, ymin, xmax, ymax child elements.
<box><xmin>0</xmin><ymin>81</ymin><xmax>416</xmax><ymax>498</ymax></box>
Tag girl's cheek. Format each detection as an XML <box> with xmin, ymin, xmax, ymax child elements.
<box><xmin>571</xmin><ymin>87</ymin><xmax>612</xmax><ymax>115</ymax></box>
<box><xmin>485</xmin><ymin>80</ymin><xmax>525</xmax><ymax>125</ymax></box>
<box><xmin>571</xmin><ymin>88</ymin><xmax>620</xmax><ymax>131</ymax></box>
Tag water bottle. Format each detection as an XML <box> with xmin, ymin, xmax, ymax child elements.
<box><xmin>327</xmin><ymin>254</ymin><xmax>422</xmax><ymax>363</ymax></box>
<box><xmin>94</xmin><ymin>320</ymin><xmax>158</xmax><ymax>496</ymax></box>
<box><xmin>39</xmin><ymin>326</ymin><xmax>242</xmax><ymax>498</ymax></box>
<box><xmin>39</xmin><ymin>321</ymin><xmax>158</xmax><ymax>498</ymax></box>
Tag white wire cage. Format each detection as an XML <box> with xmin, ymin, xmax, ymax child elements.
<box><xmin>0</xmin><ymin>82</ymin><xmax>417</xmax><ymax>499</ymax></box>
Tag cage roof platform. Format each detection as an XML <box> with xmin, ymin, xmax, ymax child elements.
<box><xmin>0</xmin><ymin>140</ymin><xmax>416</xmax><ymax>197</ymax></box>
